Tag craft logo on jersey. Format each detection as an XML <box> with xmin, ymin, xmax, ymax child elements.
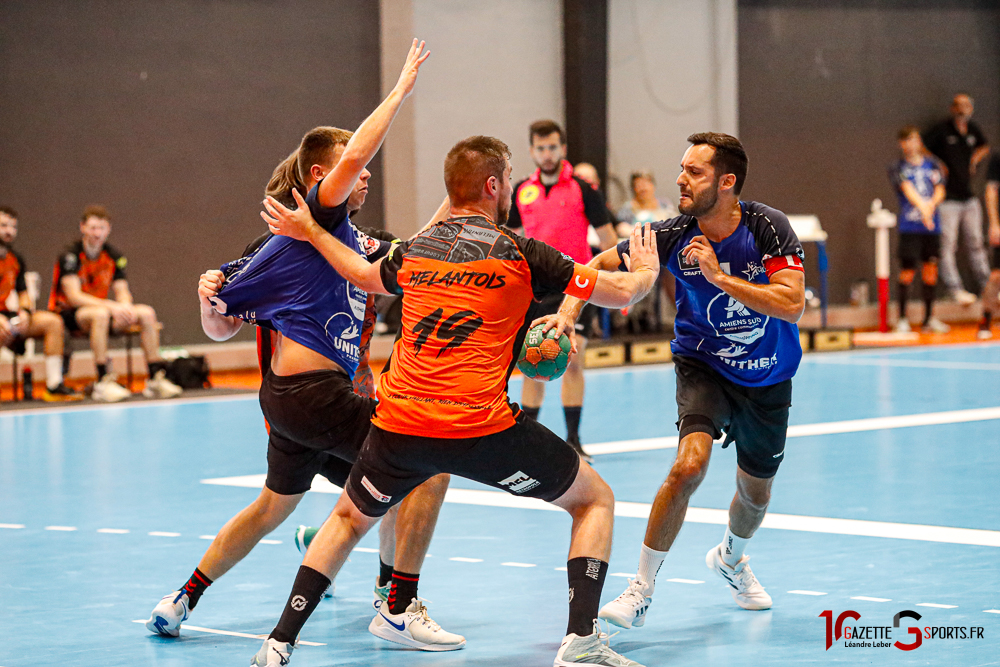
<box><xmin>706</xmin><ymin>292</ymin><xmax>769</xmax><ymax>351</ymax></box>
<box><xmin>678</xmin><ymin>248</ymin><xmax>701</xmax><ymax>276</ymax></box>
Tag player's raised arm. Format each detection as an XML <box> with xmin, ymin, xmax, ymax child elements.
<box><xmin>262</xmin><ymin>190</ymin><xmax>390</xmax><ymax>295</ymax></box>
<box><xmin>318</xmin><ymin>39</ymin><xmax>429</xmax><ymax>208</ymax></box>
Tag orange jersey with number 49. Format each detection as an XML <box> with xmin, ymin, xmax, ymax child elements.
<box><xmin>374</xmin><ymin>216</ymin><xmax>596</xmax><ymax>438</ymax></box>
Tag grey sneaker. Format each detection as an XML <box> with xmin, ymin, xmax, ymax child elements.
<box><xmin>554</xmin><ymin>621</ymin><xmax>644</xmax><ymax>666</ymax></box>
<box><xmin>251</xmin><ymin>637</ymin><xmax>294</xmax><ymax>666</ymax></box>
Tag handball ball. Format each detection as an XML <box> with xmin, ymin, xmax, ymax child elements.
<box><xmin>517</xmin><ymin>324</ymin><xmax>571</xmax><ymax>381</ymax></box>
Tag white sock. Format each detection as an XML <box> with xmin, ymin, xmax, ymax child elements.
<box><xmin>721</xmin><ymin>526</ymin><xmax>750</xmax><ymax>568</ymax></box>
<box><xmin>636</xmin><ymin>543</ymin><xmax>668</xmax><ymax>595</ymax></box>
<box><xmin>45</xmin><ymin>355</ymin><xmax>63</xmax><ymax>390</ymax></box>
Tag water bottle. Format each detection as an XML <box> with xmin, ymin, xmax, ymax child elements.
<box><xmin>22</xmin><ymin>366</ymin><xmax>34</xmax><ymax>401</ymax></box>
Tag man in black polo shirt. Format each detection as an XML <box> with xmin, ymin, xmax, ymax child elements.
<box><xmin>923</xmin><ymin>94</ymin><xmax>991</xmax><ymax>305</ymax></box>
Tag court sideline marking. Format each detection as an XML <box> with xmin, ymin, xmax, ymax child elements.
<box><xmin>584</xmin><ymin>405</ymin><xmax>1000</xmax><ymax>455</ymax></box>
<box><xmin>129</xmin><ymin>620</ymin><xmax>326</xmax><ymax>646</ymax></box>
<box><xmin>201</xmin><ymin>475</ymin><xmax>1000</xmax><ymax>548</ymax></box>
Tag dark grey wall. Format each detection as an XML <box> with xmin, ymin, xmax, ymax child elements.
<box><xmin>0</xmin><ymin>0</ymin><xmax>382</xmax><ymax>345</ymax></box>
<box><xmin>738</xmin><ymin>0</ymin><xmax>1000</xmax><ymax>303</ymax></box>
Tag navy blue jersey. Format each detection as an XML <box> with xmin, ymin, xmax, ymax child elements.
<box><xmin>210</xmin><ymin>184</ymin><xmax>392</xmax><ymax>376</ymax></box>
<box><xmin>617</xmin><ymin>201</ymin><xmax>804</xmax><ymax>387</ymax></box>
<box><xmin>889</xmin><ymin>157</ymin><xmax>943</xmax><ymax>235</ymax></box>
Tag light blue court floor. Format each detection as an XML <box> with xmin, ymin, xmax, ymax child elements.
<box><xmin>2</xmin><ymin>342</ymin><xmax>1000</xmax><ymax>666</ymax></box>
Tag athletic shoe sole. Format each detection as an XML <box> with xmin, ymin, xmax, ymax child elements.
<box><xmin>145</xmin><ymin>614</ymin><xmax>180</xmax><ymax>637</ymax></box>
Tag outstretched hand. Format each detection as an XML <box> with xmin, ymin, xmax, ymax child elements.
<box><xmin>621</xmin><ymin>222</ymin><xmax>659</xmax><ymax>276</ymax></box>
<box><xmin>261</xmin><ymin>189</ymin><xmax>319</xmax><ymax>242</ymax></box>
<box><xmin>394</xmin><ymin>39</ymin><xmax>430</xmax><ymax>99</ymax></box>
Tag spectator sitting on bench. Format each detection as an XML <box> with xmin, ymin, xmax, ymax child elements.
<box><xmin>48</xmin><ymin>204</ymin><xmax>181</xmax><ymax>402</ymax></box>
<box><xmin>0</xmin><ymin>206</ymin><xmax>82</xmax><ymax>401</ymax></box>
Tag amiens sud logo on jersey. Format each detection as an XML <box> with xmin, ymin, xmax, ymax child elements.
<box><xmin>706</xmin><ymin>292</ymin><xmax>769</xmax><ymax>358</ymax></box>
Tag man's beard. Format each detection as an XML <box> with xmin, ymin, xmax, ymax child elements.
<box><xmin>0</xmin><ymin>239</ymin><xmax>11</xmax><ymax>251</ymax></box>
<box><xmin>539</xmin><ymin>160</ymin><xmax>561</xmax><ymax>177</ymax></box>
<box><xmin>678</xmin><ymin>181</ymin><xmax>719</xmax><ymax>218</ymax></box>
<box><xmin>496</xmin><ymin>200</ymin><xmax>510</xmax><ymax>227</ymax></box>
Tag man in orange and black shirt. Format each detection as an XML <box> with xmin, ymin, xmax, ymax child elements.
<box><xmin>257</xmin><ymin>136</ymin><xmax>659</xmax><ymax>667</ymax></box>
<box><xmin>49</xmin><ymin>204</ymin><xmax>181</xmax><ymax>401</ymax></box>
<box><xmin>0</xmin><ymin>206</ymin><xmax>81</xmax><ymax>400</ymax></box>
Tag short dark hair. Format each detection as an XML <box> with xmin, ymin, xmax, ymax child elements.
<box><xmin>444</xmin><ymin>136</ymin><xmax>511</xmax><ymax>206</ymax></box>
<box><xmin>687</xmin><ymin>132</ymin><xmax>748</xmax><ymax>195</ymax></box>
<box><xmin>81</xmin><ymin>204</ymin><xmax>110</xmax><ymax>222</ymax></box>
<box><xmin>529</xmin><ymin>119</ymin><xmax>565</xmax><ymax>145</ymax></box>
<box><xmin>898</xmin><ymin>125</ymin><xmax>920</xmax><ymax>141</ymax></box>
<box><xmin>0</xmin><ymin>206</ymin><xmax>17</xmax><ymax>219</ymax></box>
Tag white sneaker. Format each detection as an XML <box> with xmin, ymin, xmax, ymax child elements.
<box><xmin>977</xmin><ymin>327</ymin><xmax>993</xmax><ymax>340</ymax></box>
<box><xmin>598</xmin><ymin>579</ymin><xmax>651</xmax><ymax>629</ymax></box>
<box><xmin>291</xmin><ymin>526</ymin><xmax>334</xmax><ymax>598</ymax></box>
<box><xmin>368</xmin><ymin>598</ymin><xmax>466</xmax><ymax>651</ymax></box>
<box><xmin>554</xmin><ymin>620</ymin><xmax>645</xmax><ymax>666</ymax></box>
<box><xmin>894</xmin><ymin>319</ymin><xmax>912</xmax><ymax>333</ymax></box>
<box><xmin>251</xmin><ymin>637</ymin><xmax>294</xmax><ymax>666</ymax></box>
<box><xmin>706</xmin><ymin>543</ymin><xmax>772</xmax><ymax>610</ymax></box>
<box><xmin>953</xmin><ymin>290</ymin><xmax>977</xmax><ymax>305</ymax></box>
<box><xmin>92</xmin><ymin>374</ymin><xmax>130</xmax><ymax>402</ymax></box>
<box><xmin>143</xmin><ymin>369</ymin><xmax>183</xmax><ymax>399</ymax></box>
<box><xmin>145</xmin><ymin>590</ymin><xmax>190</xmax><ymax>637</ymax></box>
<box><xmin>922</xmin><ymin>317</ymin><xmax>950</xmax><ymax>334</ymax></box>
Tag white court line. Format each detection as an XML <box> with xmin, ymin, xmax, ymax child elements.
<box><xmin>449</xmin><ymin>557</ymin><xmax>483</xmax><ymax>563</ymax></box>
<box><xmin>666</xmin><ymin>578</ymin><xmax>704</xmax><ymax>585</ymax></box>
<box><xmin>610</xmin><ymin>572</ymin><xmax>636</xmax><ymax>578</ymax></box>
<box><xmin>201</xmin><ymin>475</ymin><xmax>1000</xmax><ymax>548</ymax></box>
<box><xmin>851</xmin><ymin>596</ymin><xmax>892</xmax><ymax>602</ymax></box>
<box><xmin>97</xmin><ymin>528</ymin><xmax>129</xmax><ymax>534</ymax></box>
<box><xmin>200</xmin><ymin>534</ymin><xmax>216</xmax><ymax>540</ymax></box>
<box><xmin>0</xmin><ymin>523</ymin><xmax>24</xmax><ymax>529</ymax></box>
<box><xmin>985</xmin><ymin>609</ymin><xmax>1000</xmax><ymax>614</ymax></box>
<box><xmin>807</xmin><ymin>358</ymin><xmax>1000</xmax><ymax>371</ymax></box>
<box><xmin>501</xmin><ymin>562</ymin><xmax>536</xmax><ymax>568</ymax></box>
<box><xmin>130</xmin><ymin>620</ymin><xmax>325</xmax><ymax>646</ymax></box>
<box><xmin>584</xmin><ymin>405</ymin><xmax>1000</xmax><ymax>455</ymax></box>
<box><xmin>353</xmin><ymin>547</ymin><xmax>379</xmax><ymax>553</ymax></box>
<box><xmin>259</xmin><ymin>539</ymin><xmax>281</xmax><ymax>545</ymax></box>
<box><xmin>789</xmin><ymin>590</ymin><xmax>827</xmax><ymax>596</ymax></box>
<box><xmin>0</xmin><ymin>393</ymin><xmax>255</xmax><ymax>419</ymax></box>
<box><xmin>917</xmin><ymin>603</ymin><xmax>958</xmax><ymax>609</ymax></box>
<box><xmin>45</xmin><ymin>526</ymin><xmax>76</xmax><ymax>531</ymax></box>
<box><xmin>555</xmin><ymin>567</ymin><xmax>568</xmax><ymax>572</ymax></box>
<box><xmin>148</xmin><ymin>531</ymin><xmax>181</xmax><ymax>537</ymax></box>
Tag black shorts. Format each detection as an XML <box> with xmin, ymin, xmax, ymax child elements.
<box><xmin>898</xmin><ymin>233</ymin><xmax>940</xmax><ymax>270</ymax></box>
<box><xmin>674</xmin><ymin>354</ymin><xmax>792</xmax><ymax>479</ymax></box>
<box><xmin>345</xmin><ymin>413</ymin><xmax>581</xmax><ymax>518</ymax></box>
<box><xmin>1</xmin><ymin>310</ymin><xmax>26</xmax><ymax>354</ymax></box>
<box><xmin>259</xmin><ymin>368</ymin><xmax>376</xmax><ymax>495</ymax></box>
<box><xmin>993</xmin><ymin>246</ymin><xmax>1000</xmax><ymax>270</ymax></box>
<box><xmin>528</xmin><ymin>293</ymin><xmax>595</xmax><ymax>339</ymax></box>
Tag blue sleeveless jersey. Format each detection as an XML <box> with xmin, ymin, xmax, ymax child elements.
<box><xmin>211</xmin><ymin>185</ymin><xmax>390</xmax><ymax>376</ymax></box>
<box><xmin>617</xmin><ymin>201</ymin><xmax>805</xmax><ymax>387</ymax></box>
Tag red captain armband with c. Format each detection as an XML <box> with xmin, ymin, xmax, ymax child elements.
<box><xmin>564</xmin><ymin>264</ymin><xmax>598</xmax><ymax>300</ymax></box>
<box><xmin>763</xmin><ymin>255</ymin><xmax>804</xmax><ymax>278</ymax></box>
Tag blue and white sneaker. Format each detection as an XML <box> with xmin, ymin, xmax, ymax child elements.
<box><xmin>251</xmin><ymin>637</ymin><xmax>294</xmax><ymax>666</ymax></box>
<box><xmin>145</xmin><ymin>590</ymin><xmax>190</xmax><ymax>637</ymax></box>
<box><xmin>368</xmin><ymin>598</ymin><xmax>466</xmax><ymax>651</ymax></box>
<box><xmin>598</xmin><ymin>579</ymin><xmax>652</xmax><ymax>629</ymax></box>
<box><xmin>292</xmin><ymin>525</ymin><xmax>333</xmax><ymax>598</ymax></box>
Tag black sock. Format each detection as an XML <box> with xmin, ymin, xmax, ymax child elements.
<box><xmin>522</xmin><ymin>406</ymin><xmax>540</xmax><ymax>421</ymax></box>
<box><xmin>378</xmin><ymin>558</ymin><xmax>394</xmax><ymax>588</ymax></box>
<box><xmin>898</xmin><ymin>282</ymin><xmax>909</xmax><ymax>321</ymax></box>
<box><xmin>181</xmin><ymin>568</ymin><xmax>213</xmax><ymax>610</ymax></box>
<box><xmin>387</xmin><ymin>570</ymin><xmax>419</xmax><ymax>615</ymax></box>
<box><xmin>983</xmin><ymin>312</ymin><xmax>993</xmax><ymax>329</ymax></box>
<box><xmin>270</xmin><ymin>565</ymin><xmax>331</xmax><ymax>644</ymax></box>
<box><xmin>566</xmin><ymin>557</ymin><xmax>608</xmax><ymax>637</ymax></box>
<box><xmin>564</xmin><ymin>406</ymin><xmax>582</xmax><ymax>442</ymax></box>
<box><xmin>922</xmin><ymin>283</ymin><xmax>936</xmax><ymax>326</ymax></box>
<box><xmin>148</xmin><ymin>360</ymin><xmax>166</xmax><ymax>376</ymax></box>
<box><xmin>96</xmin><ymin>362</ymin><xmax>108</xmax><ymax>379</ymax></box>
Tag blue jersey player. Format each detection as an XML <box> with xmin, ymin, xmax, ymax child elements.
<box><xmin>547</xmin><ymin>133</ymin><xmax>806</xmax><ymax>629</ymax></box>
